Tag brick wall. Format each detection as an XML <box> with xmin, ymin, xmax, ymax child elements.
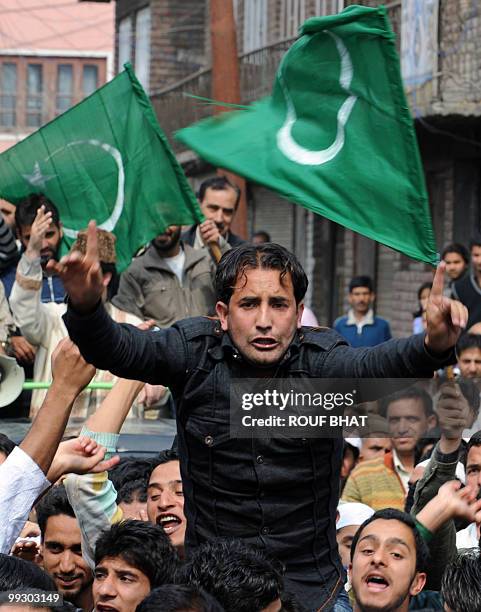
<box><xmin>115</xmin><ymin>0</ymin><xmax>208</xmax><ymax>92</ymax></box>
<box><xmin>438</xmin><ymin>0</ymin><xmax>481</xmax><ymax>114</ymax></box>
<box><xmin>150</xmin><ymin>0</ymin><xmax>208</xmax><ymax>91</ymax></box>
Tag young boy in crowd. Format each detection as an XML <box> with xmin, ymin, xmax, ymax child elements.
<box><xmin>63</xmin><ymin>375</ymin><xmax>187</xmax><ymax>558</ymax></box>
<box><xmin>93</xmin><ymin>521</ymin><xmax>178</xmax><ymax>612</ymax></box>
<box><xmin>442</xmin><ymin>243</ymin><xmax>469</xmax><ymax>287</ymax></box>
<box><xmin>349</xmin><ymin>509</ymin><xmax>428</xmax><ymax>612</ymax></box>
<box><xmin>181</xmin><ymin>539</ymin><xmax>284</xmax><ymax>612</ymax></box>
<box><xmin>36</xmin><ymin>485</ymin><xmax>93</xmax><ymax>611</ymax></box>
<box><xmin>136</xmin><ymin>585</ymin><xmax>224</xmax><ymax>612</ymax></box>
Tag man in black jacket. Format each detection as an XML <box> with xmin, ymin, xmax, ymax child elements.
<box><xmin>53</xmin><ymin>226</ymin><xmax>466</xmax><ymax>610</ymax></box>
<box><xmin>452</xmin><ymin>235</ymin><xmax>481</xmax><ymax>328</ymax></box>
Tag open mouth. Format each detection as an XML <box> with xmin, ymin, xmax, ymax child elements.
<box><xmin>251</xmin><ymin>337</ymin><xmax>278</xmax><ymax>350</ymax></box>
<box><xmin>97</xmin><ymin>604</ymin><xmax>118</xmax><ymax>612</ymax></box>
<box><xmin>365</xmin><ymin>574</ymin><xmax>389</xmax><ymax>592</ymax></box>
<box><xmin>157</xmin><ymin>514</ymin><xmax>182</xmax><ymax>535</ymax></box>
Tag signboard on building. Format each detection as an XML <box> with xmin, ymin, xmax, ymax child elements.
<box><xmin>401</xmin><ymin>0</ymin><xmax>439</xmax><ymax>89</ymax></box>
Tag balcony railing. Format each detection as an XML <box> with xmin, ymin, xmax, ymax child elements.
<box><xmin>151</xmin><ymin>3</ymin><xmax>401</xmax><ymax>154</ymax></box>
<box><xmin>150</xmin><ymin>37</ymin><xmax>295</xmax><ymax>154</ymax></box>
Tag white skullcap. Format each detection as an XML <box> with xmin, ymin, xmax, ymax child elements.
<box><xmin>345</xmin><ymin>437</ymin><xmax>362</xmax><ymax>450</ymax></box>
<box><xmin>337</xmin><ymin>502</ymin><xmax>375</xmax><ymax>531</ymax></box>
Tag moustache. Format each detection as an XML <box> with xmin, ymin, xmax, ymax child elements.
<box><xmin>56</xmin><ymin>573</ymin><xmax>83</xmax><ymax>580</ymax></box>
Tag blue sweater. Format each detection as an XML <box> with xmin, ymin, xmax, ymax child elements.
<box><xmin>334</xmin><ymin>314</ymin><xmax>391</xmax><ymax>347</ymax></box>
<box><xmin>0</xmin><ymin>263</ymin><xmax>65</xmax><ymax>303</ymax></box>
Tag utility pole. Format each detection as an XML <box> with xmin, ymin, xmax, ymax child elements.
<box><xmin>210</xmin><ymin>0</ymin><xmax>248</xmax><ymax>240</ymax></box>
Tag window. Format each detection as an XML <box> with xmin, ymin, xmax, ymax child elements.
<box><xmin>315</xmin><ymin>0</ymin><xmax>344</xmax><ymax>15</ymax></box>
<box><xmin>135</xmin><ymin>6</ymin><xmax>151</xmax><ymax>91</ymax></box>
<box><xmin>26</xmin><ymin>64</ymin><xmax>43</xmax><ymax>127</ymax></box>
<box><xmin>56</xmin><ymin>64</ymin><xmax>73</xmax><ymax>114</ymax></box>
<box><xmin>280</xmin><ymin>0</ymin><xmax>306</xmax><ymax>38</ymax></box>
<box><xmin>118</xmin><ymin>16</ymin><xmax>133</xmax><ymax>72</ymax></box>
<box><xmin>82</xmin><ymin>65</ymin><xmax>99</xmax><ymax>97</ymax></box>
<box><xmin>243</xmin><ymin>0</ymin><xmax>268</xmax><ymax>52</ymax></box>
<box><xmin>0</xmin><ymin>63</ymin><xmax>17</xmax><ymax>127</ymax></box>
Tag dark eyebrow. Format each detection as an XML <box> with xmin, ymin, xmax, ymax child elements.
<box><xmin>359</xmin><ymin>534</ymin><xmax>410</xmax><ymax>550</ymax></box>
<box><xmin>147</xmin><ymin>479</ymin><xmax>182</xmax><ymax>490</ymax></box>
<box><xmin>238</xmin><ymin>296</ymin><xmax>260</xmax><ymax>304</ymax></box>
<box><xmin>359</xmin><ymin>534</ymin><xmax>379</xmax><ymax>545</ymax></box>
<box><xmin>385</xmin><ymin>537</ymin><xmax>410</xmax><ymax>550</ymax></box>
<box><xmin>116</xmin><ymin>570</ymin><xmax>139</xmax><ymax>579</ymax></box>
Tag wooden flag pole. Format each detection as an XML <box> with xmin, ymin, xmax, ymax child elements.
<box><xmin>210</xmin><ymin>0</ymin><xmax>248</xmax><ymax>241</ymax></box>
<box><xmin>208</xmin><ymin>241</ymin><xmax>223</xmax><ymax>264</ymax></box>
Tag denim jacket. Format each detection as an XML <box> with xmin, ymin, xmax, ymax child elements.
<box><xmin>64</xmin><ymin>304</ymin><xmax>454</xmax><ymax>611</ymax></box>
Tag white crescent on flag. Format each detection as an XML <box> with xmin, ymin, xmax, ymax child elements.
<box><xmin>276</xmin><ymin>31</ymin><xmax>358</xmax><ymax>166</ymax></box>
<box><xmin>22</xmin><ymin>140</ymin><xmax>125</xmax><ymax>239</ymax></box>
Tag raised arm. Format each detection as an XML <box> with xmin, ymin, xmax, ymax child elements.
<box><xmin>48</xmin><ymin>221</ymin><xmax>187</xmax><ymax>386</ymax></box>
<box><xmin>0</xmin><ymin>339</ymin><xmax>96</xmax><ymax>554</ymax></box>
<box><xmin>414</xmin><ymin>480</ymin><xmax>481</xmax><ymax>590</ymax></box>
<box><xmin>65</xmin><ymin>376</ymin><xmax>145</xmax><ymax>569</ymax></box>
<box><xmin>323</xmin><ymin>263</ymin><xmax>467</xmax><ymax>378</ymax></box>
<box><xmin>409</xmin><ymin>385</ymin><xmax>468</xmax><ymax>590</ymax></box>
<box><xmin>20</xmin><ymin>338</ymin><xmax>96</xmax><ymax>473</ymax></box>
<box><xmin>10</xmin><ymin>206</ymin><xmax>58</xmax><ymax>345</ymax></box>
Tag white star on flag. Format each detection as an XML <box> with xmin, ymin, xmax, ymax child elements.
<box><xmin>22</xmin><ymin>162</ymin><xmax>56</xmax><ymax>188</ymax></box>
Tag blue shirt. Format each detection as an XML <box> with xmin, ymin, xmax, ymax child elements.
<box><xmin>0</xmin><ymin>263</ymin><xmax>65</xmax><ymax>303</ymax></box>
<box><xmin>334</xmin><ymin>309</ymin><xmax>391</xmax><ymax>347</ymax></box>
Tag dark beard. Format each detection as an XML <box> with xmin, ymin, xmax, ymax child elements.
<box><xmin>40</xmin><ymin>252</ymin><xmax>56</xmax><ymax>269</ymax></box>
<box><xmin>153</xmin><ymin>228</ymin><xmax>181</xmax><ymax>253</ymax></box>
<box><xmin>154</xmin><ymin>240</ymin><xmax>177</xmax><ymax>253</ymax></box>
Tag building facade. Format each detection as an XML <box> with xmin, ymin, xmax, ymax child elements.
<box><xmin>93</xmin><ymin>0</ymin><xmax>481</xmax><ymax>335</ymax></box>
<box><xmin>0</xmin><ymin>0</ymin><xmax>114</xmax><ymax>153</ymax></box>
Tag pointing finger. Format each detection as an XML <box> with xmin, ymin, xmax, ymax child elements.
<box><xmin>85</xmin><ymin>220</ymin><xmax>98</xmax><ymax>262</ymax></box>
<box><xmin>430</xmin><ymin>262</ymin><xmax>446</xmax><ymax>301</ymax></box>
<box><xmin>451</xmin><ymin>300</ymin><xmax>467</xmax><ymax>330</ymax></box>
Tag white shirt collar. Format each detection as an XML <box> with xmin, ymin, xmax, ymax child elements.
<box><xmin>392</xmin><ymin>448</ymin><xmax>410</xmax><ymax>492</ymax></box>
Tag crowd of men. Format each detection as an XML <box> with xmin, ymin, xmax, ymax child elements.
<box><xmin>1</xmin><ymin>179</ymin><xmax>481</xmax><ymax>612</ymax></box>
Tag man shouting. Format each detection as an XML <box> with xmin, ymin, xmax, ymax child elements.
<box><xmin>52</xmin><ymin>223</ymin><xmax>466</xmax><ymax>610</ymax></box>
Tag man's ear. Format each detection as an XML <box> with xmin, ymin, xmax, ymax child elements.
<box><xmin>409</xmin><ymin>572</ymin><xmax>426</xmax><ymax>597</ymax></box>
<box><xmin>216</xmin><ymin>301</ymin><xmax>229</xmax><ymax>331</ymax></box>
<box><xmin>347</xmin><ymin>562</ymin><xmax>353</xmax><ymax>583</ymax></box>
<box><xmin>37</xmin><ymin>544</ymin><xmax>44</xmax><ymax>567</ymax></box>
<box><xmin>297</xmin><ymin>303</ymin><xmax>304</xmax><ymax>329</ymax></box>
<box><xmin>427</xmin><ymin>413</ymin><xmax>437</xmax><ymax>430</ymax></box>
<box><xmin>102</xmin><ymin>271</ymin><xmax>112</xmax><ymax>287</ymax></box>
<box><xmin>371</xmin><ymin>292</ymin><xmax>376</xmax><ymax>303</ymax></box>
<box><xmin>59</xmin><ymin>222</ymin><xmax>63</xmax><ymax>240</ymax></box>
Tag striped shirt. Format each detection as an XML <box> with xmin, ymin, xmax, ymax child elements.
<box><xmin>0</xmin><ymin>215</ymin><xmax>18</xmax><ymax>270</ymax></box>
<box><xmin>341</xmin><ymin>452</ymin><xmax>406</xmax><ymax>511</ymax></box>
<box><xmin>64</xmin><ymin>427</ymin><xmax>122</xmax><ymax>569</ymax></box>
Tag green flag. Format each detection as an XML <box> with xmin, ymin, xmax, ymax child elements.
<box><xmin>177</xmin><ymin>5</ymin><xmax>437</xmax><ymax>264</ymax></box>
<box><xmin>0</xmin><ymin>64</ymin><xmax>202</xmax><ymax>271</ymax></box>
